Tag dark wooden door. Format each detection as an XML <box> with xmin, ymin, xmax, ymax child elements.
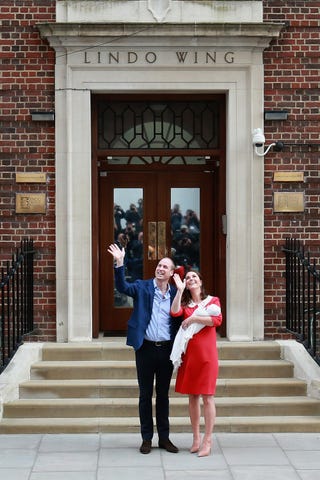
<box><xmin>98</xmin><ymin>167</ymin><xmax>225</xmax><ymax>334</ymax></box>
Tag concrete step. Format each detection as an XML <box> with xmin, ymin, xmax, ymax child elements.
<box><xmin>1</xmin><ymin>340</ymin><xmax>319</xmax><ymax>434</ymax></box>
<box><xmin>217</xmin><ymin>341</ymin><xmax>281</xmax><ymax>360</ymax></box>
<box><xmin>30</xmin><ymin>361</ymin><xmax>137</xmax><ymax>380</ymax></box>
<box><xmin>40</xmin><ymin>341</ymin><xmax>281</xmax><ymax>362</ymax></box>
<box><xmin>4</xmin><ymin>396</ymin><xmax>320</xmax><ymax>419</ymax></box>
<box><xmin>41</xmin><ymin>342</ymin><xmax>134</xmax><ymax>362</ymax></box>
<box><xmin>19</xmin><ymin>377</ymin><xmax>307</xmax><ymax>399</ymax></box>
<box><xmin>1</xmin><ymin>415</ymin><xmax>320</xmax><ymax>434</ymax></box>
<box><xmin>29</xmin><ymin>359</ymin><xmax>293</xmax><ymax>380</ymax></box>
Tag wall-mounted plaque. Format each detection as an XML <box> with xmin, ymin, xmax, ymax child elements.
<box><xmin>16</xmin><ymin>172</ymin><xmax>46</xmax><ymax>183</ymax></box>
<box><xmin>273</xmin><ymin>192</ymin><xmax>304</xmax><ymax>213</ymax></box>
<box><xmin>16</xmin><ymin>193</ymin><xmax>46</xmax><ymax>214</ymax></box>
<box><xmin>273</xmin><ymin>171</ymin><xmax>304</xmax><ymax>182</ymax></box>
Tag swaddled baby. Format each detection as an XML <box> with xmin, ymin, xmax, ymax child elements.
<box><xmin>170</xmin><ymin>298</ymin><xmax>221</xmax><ymax>372</ymax></box>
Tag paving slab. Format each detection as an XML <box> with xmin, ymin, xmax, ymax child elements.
<box><xmin>0</xmin><ymin>432</ymin><xmax>319</xmax><ymax>479</ymax></box>
<box><xmin>0</xmin><ymin>469</ymin><xmax>31</xmax><ymax>480</ymax></box>
<box><xmin>230</xmin><ymin>466</ymin><xmax>300</xmax><ymax>480</ymax></box>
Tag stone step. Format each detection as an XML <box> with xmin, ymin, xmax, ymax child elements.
<box><xmin>40</xmin><ymin>341</ymin><xmax>281</xmax><ymax>362</ymax></box>
<box><xmin>4</xmin><ymin>396</ymin><xmax>320</xmax><ymax>419</ymax></box>
<box><xmin>42</xmin><ymin>342</ymin><xmax>134</xmax><ymax>362</ymax></box>
<box><xmin>1</xmin><ymin>340</ymin><xmax>319</xmax><ymax>434</ymax></box>
<box><xmin>218</xmin><ymin>342</ymin><xmax>281</xmax><ymax>360</ymax></box>
<box><xmin>1</xmin><ymin>415</ymin><xmax>320</xmax><ymax>434</ymax></box>
<box><xmin>29</xmin><ymin>359</ymin><xmax>294</xmax><ymax>380</ymax></box>
<box><xmin>19</xmin><ymin>377</ymin><xmax>307</xmax><ymax>399</ymax></box>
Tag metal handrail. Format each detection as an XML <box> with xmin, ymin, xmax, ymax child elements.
<box><xmin>283</xmin><ymin>238</ymin><xmax>320</xmax><ymax>365</ymax></box>
<box><xmin>0</xmin><ymin>239</ymin><xmax>35</xmax><ymax>373</ymax></box>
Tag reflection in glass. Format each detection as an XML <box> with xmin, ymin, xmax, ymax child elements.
<box><xmin>113</xmin><ymin>188</ymin><xmax>143</xmax><ymax>307</ymax></box>
<box><xmin>171</xmin><ymin>188</ymin><xmax>200</xmax><ymax>274</ymax></box>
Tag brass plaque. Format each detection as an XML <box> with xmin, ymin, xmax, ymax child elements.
<box><xmin>273</xmin><ymin>171</ymin><xmax>304</xmax><ymax>182</ymax></box>
<box><xmin>273</xmin><ymin>192</ymin><xmax>304</xmax><ymax>213</ymax></box>
<box><xmin>16</xmin><ymin>193</ymin><xmax>46</xmax><ymax>214</ymax></box>
<box><xmin>16</xmin><ymin>172</ymin><xmax>46</xmax><ymax>183</ymax></box>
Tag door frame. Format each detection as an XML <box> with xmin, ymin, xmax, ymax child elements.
<box><xmin>92</xmin><ymin>93</ymin><xmax>226</xmax><ymax>338</ymax></box>
<box><xmin>98</xmin><ymin>167</ymin><xmax>224</xmax><ymax>334</ymax></box>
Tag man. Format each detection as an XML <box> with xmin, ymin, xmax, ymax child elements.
<box><xmin>107</xmin><ymin>243</ymin><xmax>180</xmax><ymax>454</ymax></box>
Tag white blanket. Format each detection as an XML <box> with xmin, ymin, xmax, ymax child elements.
<box><xmin>170</xmin><ymin>297</ymin><xmax>221</xmax><ymax>372</ymax></box>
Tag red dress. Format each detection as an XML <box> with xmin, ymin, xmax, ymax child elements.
<box><xmin>172</xmin><ymin>296</ymin><xmax>222</xmax><ymax>395</ymax></box>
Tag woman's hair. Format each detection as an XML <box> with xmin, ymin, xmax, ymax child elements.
<box><xmin>181</xmin><ymin>270</ymin><xmax>206</xmax><ymax>306</ymax></box>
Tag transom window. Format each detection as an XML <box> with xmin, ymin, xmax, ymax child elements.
<box><xmin>97</xmin><ymin>100</ymin><xmax>220</xmax><ymax>150</ymax></box>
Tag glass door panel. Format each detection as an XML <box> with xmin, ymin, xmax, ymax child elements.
<box><xmin>171</xmin><ymin>188</ymin><xmax>200</xmax><ymax>271</ymax></box>
<box><xmin>113</xmin><ymin>188</ymin><xmax>143</xmax><ymax>307</ymax></box>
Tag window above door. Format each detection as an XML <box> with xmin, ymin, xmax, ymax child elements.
<box><xmin>97</xmin><ymin>99</ymin><xmax>221</xmax><ymax>150</ymax></box>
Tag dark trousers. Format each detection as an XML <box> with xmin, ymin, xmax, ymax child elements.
<box><xmin>135</xmin><ymin>340</ymin><xmax>173</xmax><ymax>441</ymax></box>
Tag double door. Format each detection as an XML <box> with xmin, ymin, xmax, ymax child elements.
<box><xmin>98</xmin><ymin>166</ymin><xmax>225</xmax><ymax>335</ymax></box>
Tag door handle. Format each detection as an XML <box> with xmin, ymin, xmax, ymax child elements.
<box><xmin>148</xmin><ymin>222</ymin><xmax>157</xmax><ymax>260</ymax></box>
<box><xmin>148</xmin><ymin>221</ymin><xmax>167</xmax><ymax>260</ymax></box>
<box><xmin>157</xmin><ymin>221</ymin><xmax>166</xmax><ymax>259</ymax></box>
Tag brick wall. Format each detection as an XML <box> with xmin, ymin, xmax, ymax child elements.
<box><xmin>1</xmin><ymin>1</ymin><xmax>319</xmax><ymax>341</ymax></box>
<box><xmin>263</xmin><ymin>0</ymin><xmax>320</xmax><ymax>338</ymax></box>
<box><xmin>0</xmin><ymin>0</ymin><xmax>56</xmax><ymax>341</ymax></box>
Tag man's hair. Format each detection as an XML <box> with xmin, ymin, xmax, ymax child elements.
<box><xmin>161</xmin><ymin>257</ymin><xmax>176</xmax><ymax>271</ymax></box>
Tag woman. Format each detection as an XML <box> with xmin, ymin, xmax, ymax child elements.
<box><xmin>170</xmin><ymin>271</ymin><xmax>222</xmax><ymax>457</ymax></box>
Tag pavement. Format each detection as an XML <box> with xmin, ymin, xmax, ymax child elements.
<box><xmin>0</xmin><ymin>432</ymin><xmax>320</xmax><ymax>479</ymax></box>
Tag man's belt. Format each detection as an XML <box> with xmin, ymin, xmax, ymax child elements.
<box><xmin>144</xmin><ymin>339</ymin><xmax>172</xmax><ymax>347</ymax></box>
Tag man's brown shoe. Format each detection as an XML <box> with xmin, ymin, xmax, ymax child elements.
<box><xmin>140</xmin><ymin>439</ymin><xmax>152</xmax><ymax>454</ymax></box>
<box><xmin>158</xmin><ymin>438</ymin><xmax>179</xmax><ymax>453</ymax></box>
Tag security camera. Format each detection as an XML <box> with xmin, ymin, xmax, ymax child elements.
<box><xmin>252</xmin><ymin>128</ymin><xmax>280</xmax><ymax>156</ymax></box>
<box><xmin>252</xmin><ymin>128</ymin><xmax>265</xmax><ymax>147</ymax></box>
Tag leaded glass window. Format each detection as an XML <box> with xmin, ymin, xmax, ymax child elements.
<box><xmin>97</xmin><ymin>100</ymin><xmax>220</xmax><ymax>150</ymax></box>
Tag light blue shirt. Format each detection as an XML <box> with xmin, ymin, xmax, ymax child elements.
<box><xmin>144</xmin><ymin>279</ymin><xmax>171</xmax><ymax>341</ymax></box>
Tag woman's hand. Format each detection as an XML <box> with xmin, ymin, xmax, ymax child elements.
<box><xmin>181</xmin><ymin>317</ymin><xmax>192</xmax><ymax>330</ymax></box>
<box><xmin>107</xmin><ymin>243</ymin><xmax>125</xmax><ymax>266</ymax></box>
<box><xmin>182</xmin><ymin>314</ymin><xmax>213</xmax><ymax>329</ymax></box>
<box><xmin>181</xmin><ymin>317</ymin><xmax>194</xmax><ymax>330</ymax></box>
<box><xmin>172</xmin><ymin>273</ymin><xmax>186</xmax><ymax>293</ymax></box>
<box><xmin>170</xmin><ymin>273</ymin><xmax>186</xmax><ymax>314</ymax></box>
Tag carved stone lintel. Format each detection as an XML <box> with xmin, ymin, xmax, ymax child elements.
<box><xmin>148</xmin><ymin>0</ymin><xmax>171</xmax><ymax>22</ymax></box>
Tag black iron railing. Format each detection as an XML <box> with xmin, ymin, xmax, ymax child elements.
<box><xmin>283</xmin><ymin>238</ymin><xmax>320</xmax><ymax>365</ymax></box>
<box><xmin>0</xmin><ymin>239</ymin><xmax>35</xmax><ymax>373</ymax></box>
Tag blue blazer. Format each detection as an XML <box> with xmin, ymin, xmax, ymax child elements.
<box><xmin>114</xmin><ymin>266</ymin><xmax>180</xmax><ymax>351</ymax></box>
